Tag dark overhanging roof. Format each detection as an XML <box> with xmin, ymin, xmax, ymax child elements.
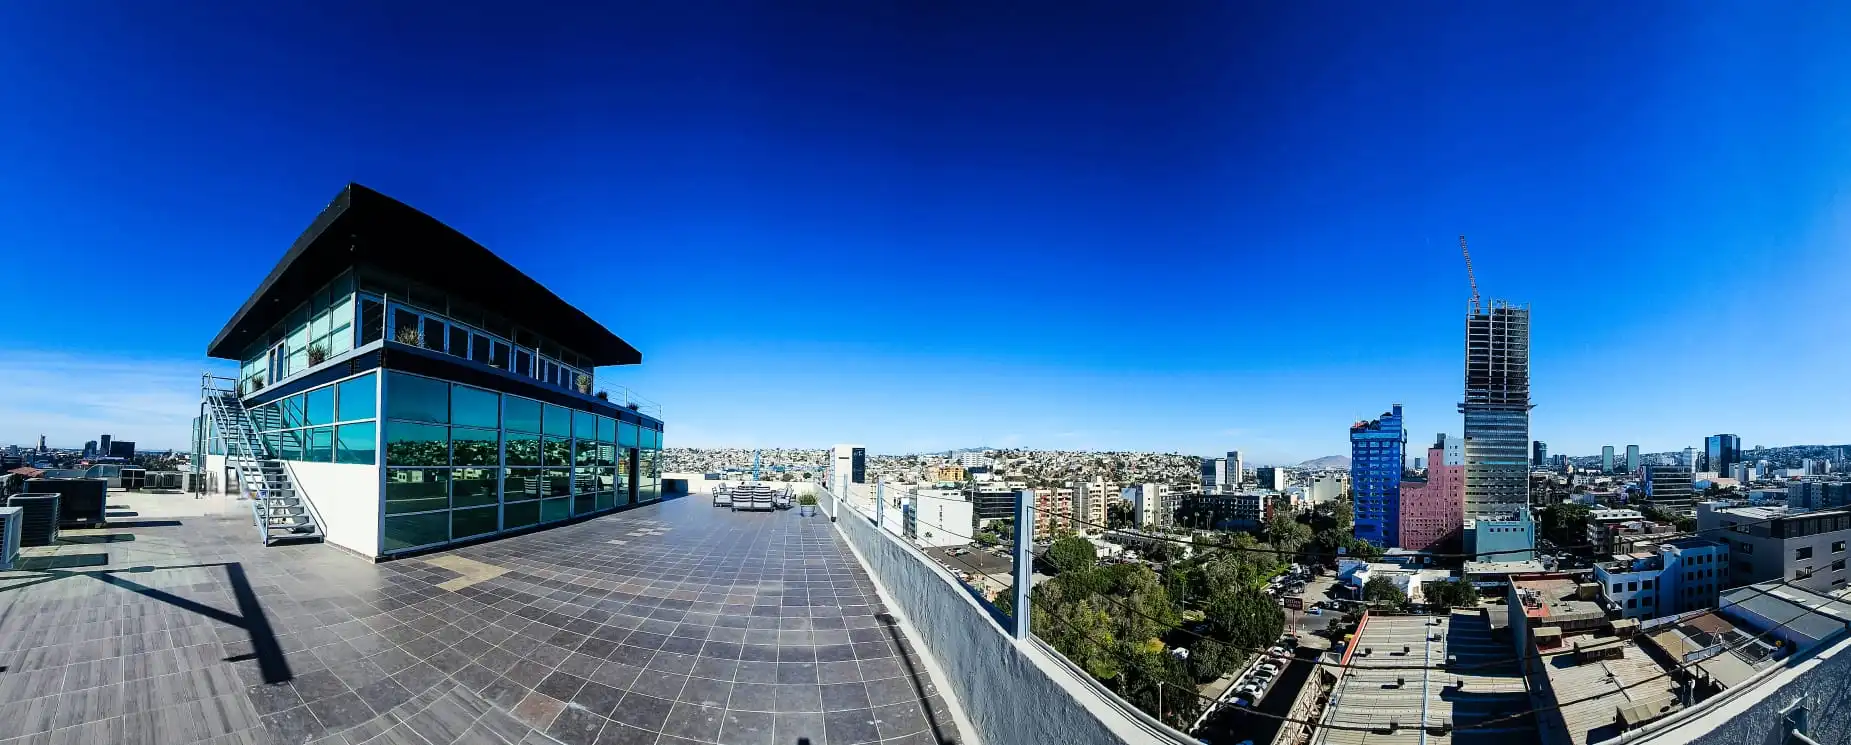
<box><xmin>206</xmin><ymin>184</ymin><xmax>642</xmax><ymax>365</ymax></box>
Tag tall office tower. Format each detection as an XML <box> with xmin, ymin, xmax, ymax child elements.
<box><xmin>1254</xmin><ymin>466</ymin><xmax>1286</xmax><ymax>491</ymax></box>
<box><xmin>832</xmin><ymin>444</ymin><xmax>866</xmax><ymax>498</ymax></box>
<box><xmin>1461</xmin><ymin>300</ymin><xmax>1532</xmax><ymax>520</ymax></box>
<box><xmin>1682</xmin><ymin>447</ymin><xmax>1698</xmax><ymax>473</ymax></box>
<box><xmin>1199</xmin><ymin>458</ymin><xmax>1229</xmax><ymax>494</ymax></box>
<box><xmin>1704</xmin><ymin>434</ymin><xmax>1741</xmax><ymax>475</ymax></box>
<box><xmin>1227</xmin><ymin>451</ymin><xmax>1244</xmax><ymax>488</ymax></box>
<box><xmin>1625</xmin><ymin>445</ymin><xmax>1640</xmax><ymax>474</ymax></box>
<box><xmin>1437</xmin><ymin>433</ymin><xmax>1464</xmax><ymax>466</ymax></box>
<box><xmin>38</xmin><ymin>435</ymin><xmax>46</xmax><ymax>452</ymax></box>
<box><xmin>1349</xmin><ymin>404</ymin><xmax>1406</xmax><ymax>546</ymax></box>
<box><xmin>1532</xmin><ymin>441</ymin><xmax>1547</xmax><ymax>467</ymax></box>
<box><xmin>1602</xmin><ymin>446</ymin><xmax>1615</xmax><ymax>474</ymax></box>
<box><xmin>99</xmin><ymin>434</ymin><xmax>113</xmax><ymax>457</ymax></box>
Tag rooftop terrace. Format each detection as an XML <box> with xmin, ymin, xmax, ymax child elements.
<box><xmin>0</xmin><ymin>491</ymin><xmax>963</xmax><ymax>745</ymax></box>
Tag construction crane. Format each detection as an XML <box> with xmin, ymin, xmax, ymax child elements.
<box><xmin>1460</xmin><ymin>234</ymin><xmax>1480</xmax><ymax>314</ymax></box>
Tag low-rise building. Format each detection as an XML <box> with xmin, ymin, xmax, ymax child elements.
<box><xmin>1787</xmin><ymin>479</ymin><xmax>1851</xmax><ymax>511</ymax></box>
<box><xmin>1307</xmin><ymin>471</ymin><xmax>1348</xmax><ymax>504</ymax></box>
<box><xmin>1642</xmin><ymin>464</ymin><xmax>1696</xmax><ymax>509</ymax></box>
<box><xmin>1397</xmin><ymin>435</ymin><xmax>1464</xmax><ymax>553</ymax></box>
<box><xmin>1592</xmin><ymin>538</ymin><xmax>1731</xmax><ymax>619</ymax></box>
<box><xmin>1697</xmin><ymin>502</ymin><xmax>1851</xmax><ymax>593</ymax></box>
<box><xmin>1464</xmin><ymin>512</ymin><xmax>1535</xmax><ymax>562</ymax></box>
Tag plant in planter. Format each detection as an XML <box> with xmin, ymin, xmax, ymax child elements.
<box><xmin>575</xmin><ymin>373</ymin><xmax>593</xmax><ymax>394</ymax></box>
<box><xmin>393</xmin><ymin>325</ymin><xmax>422</xmax><ymax>346</ymax></box>
<box><xmin>798</xmin><ymin>493</ymin><xmax>818</xmax><ymax>516</ymax></box>
<box><xmin>250</xmin><ymin>373</ymin><xmax>265</xmax><ymax>392</ymax></box>
<box><xmin>306</xmin><ymin>344</ymin><xmax>328</xmax><ymax>366</ymax></box>
<box><xmin>595</xmin><ymin>390</ymin><xmax>610</xmax><ymax>401</ymax></box>
<box><xmin>626</xmin><ymin>402</ymin><xmax>640</xmax><ymax>411</ymax></box>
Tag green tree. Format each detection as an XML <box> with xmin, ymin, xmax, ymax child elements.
<box><xmin>1362</xmin><ymin>576</ymin><xmax>1408</xmax><ymax>610</ymax></box>
<box><xmin>1423</xmin><ymin>579</ymin><xmax>1479</xmax><ymax>608</ymax></box>
<box><xmin>975</xmin><ymin>532</ymin><xmax>999</xmax><ymax>548</ymax></box>
<box><xmin>1539</xmin><ymin>502</ymin><xmax>1591</xmax><ymax>546</ymax></box>
<box><xmin>1106</xmin><ymin>502</ymin><xmax>1136</xmax><ymax>530</ymax></box>
<box><xmin>1266</xmin><ymin>513</ymin><xmax>1313</xmax><ymax>558</ymax></box>
<box><xmin>1119</xmin><ymin>651</ymin><xmax>1201</xmax><ymax>729</ymax></box>
<box><xmin>1046</xmin><ymin>535</ymin><xmax>1099</xmax><ymax>574</ymax></box>
<box><xmin>1204</xmin><ymin>586</ymin><xmax>1285</xmax><ymax>652</ymax></box>
<box><xmin>1332</xmin><ymin>498</ymin><xmax>1355</xmax><ymax>532</ymax></box>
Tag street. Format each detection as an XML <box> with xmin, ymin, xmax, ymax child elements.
<box><xmin>1194</xmin><ymin>645</ymin><xmax>1318</xmax><ymax>745</ymax></box>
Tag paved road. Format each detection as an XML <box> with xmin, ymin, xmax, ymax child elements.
<box><xmin>1194</xmin><ymin>646</ymin><xmax>1318</xmax><ymax>745</ymax></box>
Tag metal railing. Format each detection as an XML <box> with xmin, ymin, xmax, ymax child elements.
<box><xmin>202</xmin><ymin>374</ymin><xmax>273</xmax><ymax>544</ymax></box>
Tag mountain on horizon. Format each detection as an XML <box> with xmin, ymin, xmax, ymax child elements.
<box><xmin>1297</xmin><ymin>455</ymin><xmax>1351</xmax><ymax>469</ymax></box>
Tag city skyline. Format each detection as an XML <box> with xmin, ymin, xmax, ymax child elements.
<box><xmin>3</xmin><ymin>4</ymin><xmax>1850</xmax><ymax>460</ymax></box>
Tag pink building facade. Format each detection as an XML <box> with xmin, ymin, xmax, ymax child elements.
<box><xmin>1399</xmin><ymin>438</ymin><xmax>1464</xmax><ymax>552</ymax></box>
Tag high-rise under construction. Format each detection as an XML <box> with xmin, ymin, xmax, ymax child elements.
<box><xmin>1460</xmin><ymin>299</ymin><xmax>1532</xmax><ymax>518</ymax></box>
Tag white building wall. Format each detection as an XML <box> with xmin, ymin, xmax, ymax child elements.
<box><xmin>288</xmin><ymin>461</ymin><xmax>382</xmax><ymax>558</ymax></box>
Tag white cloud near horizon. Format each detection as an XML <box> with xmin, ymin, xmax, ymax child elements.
<box><xmin>0</xmin><ymin>351</ymin><xmax>231</xmax><ymax>451</ymax></box>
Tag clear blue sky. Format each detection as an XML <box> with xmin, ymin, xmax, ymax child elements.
<box><xmin>2</xmin><ymin>2</ymin><xmax>1849</xmax><ymax>461</ymax></box>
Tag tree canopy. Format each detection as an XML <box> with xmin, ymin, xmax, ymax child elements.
<box><xmin>1045</xmin><ymin>535</ymin><xmax>1099</xmax><ymax>574</ymax></box>
<box><xmin>1423</xmin><ymin>579</ymin><xmax>1480</xmax><ymax>608</ymax></box>
<box><xmin>1363</xmin><ymin>575</ymin><xmax>1409</xmax><ymax>609</ymax></box>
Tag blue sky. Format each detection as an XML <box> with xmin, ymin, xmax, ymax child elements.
<box><xmin>2</xmin><ymin>3</ymin><xmax>1848</xmax><ymax>462</ymax></box>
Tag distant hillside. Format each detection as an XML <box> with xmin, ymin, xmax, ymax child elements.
<box><xmin>1298</xmin><ymin>455</ymin><xmax>1351</xmax><ymax>469</ymax></box>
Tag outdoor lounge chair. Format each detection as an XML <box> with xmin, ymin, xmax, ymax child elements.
<box><xmin>712</xmin><ymin>485</ymin><xmax>733</xmax><ymax>507</ymax></box>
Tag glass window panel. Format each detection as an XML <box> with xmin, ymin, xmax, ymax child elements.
<box><xmin>421</xmin><ymin>316</ymin><xmax>445</xmax><ymax>351</ymax></box>
<box><xmin>543</xmin><ymin>404</ymin><xmax>571</xmax><ymax>437</ymax></box>
<box><xmin>452</xmin><ymin>506</ymin><xmax>498</xmax><ymax>539</ymax></box>
<box><xmin>383</xmin><ymin>512</ymin><xmax>449</xmax><ymax>552</ymax></box>
<box><xmin>280</xmin><ymin>429</ymin><xmax>304</xmax><ymax>461</ymax></box>
<box><xmin>452</xmin><ymin>467</ymin><xmax>499</xmax><ymax>508</ymax></box>
<box><xmin>448</xmin><ymin>326</ymin><xmax>469</xmax><ymax>359</ymax></box>
<box><xmin>574</xmin><ymin>493</ymin><xmax>596</xmax><ymax>515</ymax></box>
<box><xmin>618</xmin><ymin>422</ymin><xmax>638</xmax><ymax>448</ymax></box>
<box><xmin>263</xmin><ymin>431</ymin><xmax>282</xmax><ymax>459</ymax></box>
<box><xmin>503</xmin><ymin>468</ymin><xmax>543</xmax><ymax>502</ymax></box>
<box><xmin>540</xmin><ymin>497</ymin><xmax>571</xmax><ymax>523</ymax></box>
<box><xmin>452</xmin><ymin>428</ymin><xmax>499</xmax><ymax>466</ymax></box>
<box><xmin>597</xmin><ymin>443</ymin><xmax>616</xmax><ymax>468</ymax></box>
<box><xmin>452</xmin><ymin>385</ymin><xmax>499</xmax><ymax>429</ymax></box>
<box><xmin>328</xmin><ymin>317</ymin><xmax>352</xmax><ymax>354</ymax></box>
<box><xmin>392</xmin><ymin>307</ymin><xmax>421</xmax><ymax>345</ymax></box>
<box><xmin>515</xmin><ymin>349</ymin><xmax>532</xmax><ymax>377</ymax></box>
<box><xmin>357</xmin><ymin>267</ymin><xmax>398</xmax><ymax>296</ymax></box>
<box><xmin>575</xmin><ymin>440</ymin><xmax>597</xmax><ymax>468</ymax></box>
<box><xmin>505</xmin><ymin>433</ymin><xmax>540</xmax><ymax>466</ymax></box>
<box><xmin>484</xmin><ymin>313</ymin><xmax>511</xmax><ymax>338</ymax></box>
<box><xmin>597</xmin><ymin>466</ymin><xmax>615</xmax><ymax>491</ymax></box>
<box><xmin>597</xmin><ymin>416</ymin><xmax>615</xmax><ymax>443</ymax></box>
<box><xmin>306</xmin><ymin>387</ymin><xmax>334</xmax><ymax>426</ymax></box>
<box><xmin>542</xmin><ymin>438</ymin><xmax>571</xmax><ymax>467</ymax></box>
<box><xmin>471</xmin><ymin>333</ymin><xmax>491</xmax><ymax>364</ymax></box>
<box><xmin>642</xmin><ymin>428</ymin><xmax>661</xmax><ymax>450</ymax></box>
<box><xmin>504</xmin><ymin>500</ymin><xmax>540</xmax><ymax>528</ymax></box>
<box><xmin>408</xmin><ymin>283</ymin><xmax>446</xmax><ymax>313</ymax></box>
<box><xmin>450</xmin><ymin>300</ymin><xmax>484</xmax><ymax>328</ymax></box>
<box><xmin>359</xmin><ymin>296</ymin><xmax>384</xmax><ymax>345</ymax></box>
<box><xmin>386</xmin><ymin>372</ymin><xmax>449</xmax><ymax>423</ymax></box>
<box><xmin>385</xmin><ymin>421</ymin><xmax>449</xmax><ymax>467</ymax></box>
<box><xmin>504</xmin><ymin>397</ymin><xmax>542</xmax><ymax>433</ymax></box>
<box><xmin>287</xmin><ymin>348</ymin><xmax>308</xmax><ymax>377</ymax></box>
<box><xmin>309</xmin><ymin>307</ymin><xmax>330</xmax><ymax>340</ymax></box>
<box><xmin>575</xmin><ymin>466</ymin><xmax>596</xmax><ymax>495</ymax></box>
<box><xmin>330</xmin><ymin>269</ymin><xmax>354</xmax><ymax>298</ymax></box>
<box><xmin>492</xmin><ymin>341</ymin><xmax>510</xmax><ymax>371</ymax></box>
<box><xmin>306</xmin><ymin>427</ymin><xmax>333</xmax><ymax>463</ymax></box>
<box><xmin>386</xmin><ymin>468</ymin><xmax>450</xmax><ymax>514</ymax></box>
<box><xmin>596</xmin><ymin>492</ymin><xmax>615</xmax><ymax>511</ymax></box>
<box><xmin>544</xmin><ymin>468</ymin><xmax>572</xmax><ymax>497</ymax></box>
<box><xmin>336</xmin><ymin>373</ymin><xmax>377</xmax><ymax>422</ymax></box>
<box><xmin>573</xmin><ymin>410</ymin><xmax>597</xmax><ymax>440</ymax></box>
<box><xmin>288</xmin><ymin>308</ymin><xmax>309</xmax><ymax>348</ymax></box>
<box><xmin>336</xmin><ymin>422</ymin><xmax>377</xmax><ymax>465</ymax></box>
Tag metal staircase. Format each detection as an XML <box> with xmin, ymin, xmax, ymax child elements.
<box><xmin>202</xmin><ymin>375</ymin><xmax>324</xmax><ymax>545</ymax></box>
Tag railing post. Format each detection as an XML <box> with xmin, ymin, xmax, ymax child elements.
<box><xmin>1012</xmin><ymin>489</ymin><xmax>1035</xmax><ymax>640</ymax></box>
<box><xmin>876</xmin><ymin>480</ymin><xmax>886</xmax><ymax>528</ymax></box>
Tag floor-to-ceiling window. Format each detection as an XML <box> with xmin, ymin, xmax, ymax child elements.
<box><xmin>379</xmin><ymin>369</ymin><xmax>661</xmax><ymax>554</ymax></box>
<box><xmin>249</xmin><ymin>371</ymin><xmax>379</xmax><ymax>466</ymax></box>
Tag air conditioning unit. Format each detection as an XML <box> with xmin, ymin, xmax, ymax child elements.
<box><xmin>0</xmin><ymin>506</ymin><xmax>22</xmax><ymax>570</ymax></box>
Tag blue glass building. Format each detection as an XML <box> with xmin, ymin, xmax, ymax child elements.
<box><xmin>1349</xmin><ymin>404</ymin><xmax>1406</xmax><ymax>546</ymax></box>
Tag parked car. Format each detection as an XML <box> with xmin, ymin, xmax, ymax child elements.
<box><xmin>1307</xmin><ymin>607</ymin><xmax>1322</xmax><ymax>615</ymax></box>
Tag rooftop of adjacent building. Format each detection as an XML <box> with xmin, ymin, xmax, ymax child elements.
<box><xmin>1513</xmin><ymin>578</ymin><xmax>1607</xmax><ymax>622</ymax></box>
<box><xmin>1313</xmin><ymin>611</ymin><xmax>1533</xmax><ymax>745</ymax></box>
<box><xmin>1541</xmin><ymin>630</ymin><xmax>1681</xmax><ymax>745</ymax></box>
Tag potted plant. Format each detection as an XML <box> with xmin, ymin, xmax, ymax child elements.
<box><xmin>250</xmin><ymin>373</ymin><xmax>265</xmax><ymax>392</ymax></box>
<box><xmin>798</xmin><ymin>493</ymin><xmax>818</xmax><ymax>517</ymax></box>
<box><xmin>575</xmin><ymin>373</ymin><xmax>593</xmax><ymax>394</ymax></box>
<box><xmin>626</xmin><ymin>402</ymin><xmax>640</xmax><ymax>411</ymax></box>
<box><xmin>595</xmin><ymin>390</ymin><xmax>610</xmax><ymax>401</ymax></box>
<box><xmin>393</xmin><ymin>325</ymin><xmax>422</xmax><ymax>346</ymax></box>
<box><xmin>306</xmin><ymin>343</ymin><xmax>328</xmax><ymax>366</ymax></box>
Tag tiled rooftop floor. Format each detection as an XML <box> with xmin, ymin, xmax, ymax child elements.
<box><xmin>0</xmin><ymin>493</ymin><xmax>961</xmax><ymax>745</ymax></box>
